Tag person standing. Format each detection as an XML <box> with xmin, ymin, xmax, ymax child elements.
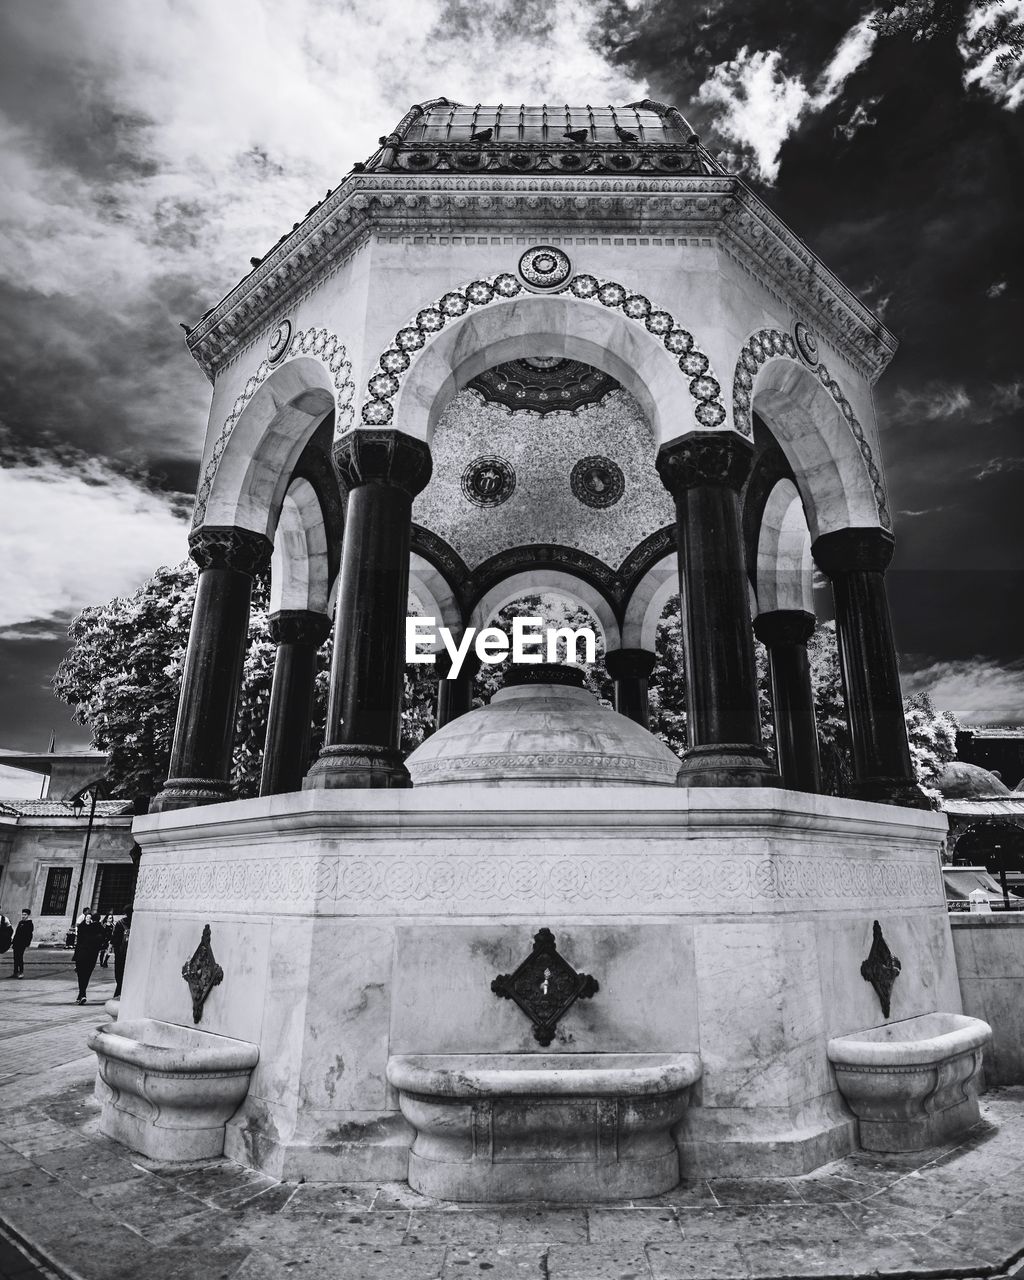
<box><xmin>0</xmin><ymin>912</ymin><xmax>13</xmax><ymax>967</ymax></box>
<box><xmin>72</xmin><ymin>910</ymin><xmax>105</xmax><ymax>1004</ymax></box>
<box><xmin>111</xmin><ymin>906</ymin><xmax>132</xmax><ymax>999</ymax></box>
<box><xmin>11</xmin><ymin>908</ymin><xmax>33</xmax><ymax>978</ymax></box>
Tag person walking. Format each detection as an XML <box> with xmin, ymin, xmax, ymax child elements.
<box><xmin>11</xmin><ymin>908</ymin><xmax>33</xmax><ymax>978</ymax></box>
<box><xmin>98</xmin><ymin>914</ymin><xmax>114</xmax><ymax>968</ymax></box>
<box><xmin>111</xmin><ymin>906</ymin><xmax>132</xmax><ymax>999</ymax></box>
<box><xmin>72</xmin><ymin>910</ymin><xmax>105</xmax><ymax>1004</ymax></box>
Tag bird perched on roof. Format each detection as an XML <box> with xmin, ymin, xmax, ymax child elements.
<box><xmin>470</xmin><ymin>126</ymin><xmax>493</xmax><ymax>143</ymax></box>
<box><xmin>614</xmin><ymin>124</ymin><xmax>639</xmax><ymax>143</ymax></box>
<box><xmin>563</xmin><ymin>128</ymin><xmax>589</xmax><ymax>144</ymax></box>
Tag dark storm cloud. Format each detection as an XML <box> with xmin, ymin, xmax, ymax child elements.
<box><xmin>591</xmin><ymin>0</ymin><xmax>1024</xmax><ymax>718</ymax></box>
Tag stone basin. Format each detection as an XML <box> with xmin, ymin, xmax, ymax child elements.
<box><xmin>827</xmin><ymin>1013</ymin><xmax>992</xmax><ymax>1153</ymax></box>
<box><xmin>88</xmin><ymin>1017</ymin><xmax>259</xmax><ymax>1161</ymax></box>
<box><xmin>387</xmin><ymin>1052</ymin><xmax>702</xmax><ymax>1202</ymax></box>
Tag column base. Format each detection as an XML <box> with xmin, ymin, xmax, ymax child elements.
<box><xmin>676</xmin><ymin>744</ymin><xmax>781</xmax><ymax>788</ymax></box>
<box><xmin>149</xmin><ymin>778</ymin><xmax>234</xmax><ymax>813</ymax></box>
<box><xmin>303</xmin><ymin>745</ymin><xmax>411</xmax><ymax>790</ymax></box>
<box><xmin>849</xmin><ymin>777</ymin><xmax>933</xmax><ymax>809</ymax></box>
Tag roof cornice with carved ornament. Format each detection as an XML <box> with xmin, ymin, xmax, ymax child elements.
<box><xmin>186</xmin><ymin>172</ymin><xmax>897</xmax><ymax>385</ymax></box>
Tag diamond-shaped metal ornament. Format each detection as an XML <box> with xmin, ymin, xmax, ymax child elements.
<box><xmin>860</xmin><ymin>920</ymin><xmax>901</xmax><ymax>1019</ymax></box>
<box><xmin>491</xmin><ymin>928</ymin><xmax>598</xmax><ymax>1046</ymax></box>
<box><xmin>182</xmin><ymin>923</ymin><xmax>224</xmax><ymax>1024</ymax></box>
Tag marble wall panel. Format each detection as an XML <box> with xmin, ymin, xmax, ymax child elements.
<box><xmin>296</xmin><ymin>920</ymin><xmax>396</xmax><ymax>1112</ymax></box>
<box><xmin>692</xmin><ymin>919</ymin><xmax>832</xmax><ymax>1109</ymax></box>
<box><xmin>125</xmin><ymin>910</ymin><xmax>271</xmax><ymax>1045</ymax></box>
<box><xmin>389</xmin><ymin>922</ymin><xmax>698</xmax><ymax>1055</ymax></box>
<box><xmin>815</xmin><ymin>909</ymin><xmax>962</xmax><ymax>1038</ymax></box>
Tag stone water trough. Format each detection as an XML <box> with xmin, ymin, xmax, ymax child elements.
<box><xmin>88</xmin><ymin>1017</ymin><xmax>259</xmax><ymax>1161</ymax></box>
<box><xmin>827</xmin><ymin>1012</ymin><xmax>992</xmax><ymax>1153</ymax></box>
<box><xmin>387</xmin><ymin>1052</ymin><xmax>703</xmax><ymax>1201</ymax></box>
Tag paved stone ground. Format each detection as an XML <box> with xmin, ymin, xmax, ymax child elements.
<box><xmin>3</xmin><ymin>949</ymin><xmax>1024</xmax><ymax>1280</ymax></box>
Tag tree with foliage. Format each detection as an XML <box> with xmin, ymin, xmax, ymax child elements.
<box><xmin>55</xmin><ymin>561</ymin><xmax>438</xmax><ymax>804</ymax></box>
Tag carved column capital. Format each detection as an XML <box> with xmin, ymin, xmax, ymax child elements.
<box><xmin>605</xmin><ymin>648</ymin><xmax>657</xmax><ymax>681</ymax></box>
<box><xmin>752</xmin><ymin>609</ymin><xmax>816</xmax><ymax>648</ymax></box>
<box><xmin>188</xmin><ymin>526</ymin><xmax>273</xmax><ymax>575</ymax></box>
<box><xmin>268</xmin><ymin>609</ymin><xmax>332</xmax><ymax>647</ymax></box>
<box><xmin>812</xmin><ymin>527</ymin><xmax>895</xmax><ymax>576</ymax></box>
<box><xmin>656</xmin><ymin>433</ymin><xmax>753</xmax><ymax>496</ymax></box>
<box><xmin>333</xmin><ymin>429</ymin><xmax>433</xmax><ymax>499</ymax></box>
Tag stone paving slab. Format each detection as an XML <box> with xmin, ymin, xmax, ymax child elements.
<box><xmin>4</xmin><ymin>962</ymin><xmax>1024</xmax><ymax>1280</ymax></box>
<box><xmin>3</xmin><ymin>1073</ymin><xmax>1024</xmax><ymax>1280</ymax></box>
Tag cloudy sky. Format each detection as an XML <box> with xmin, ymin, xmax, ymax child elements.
<box><xmin>0</xmin><ymin>0</ymin><xmax>1021</xmax><ymax>769</ymax></box>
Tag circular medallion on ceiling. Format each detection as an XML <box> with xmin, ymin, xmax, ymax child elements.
<box><xmin>793</xmin><ymin>320</ymin><xmax>819</xmax><ymax>367</ymax></box>
<box><xmin>461</xmin><ymin>456</ymin><xmax>516</xmax><ymax>508</ymax></box>
<box><xmin>519</xmin><ymin>245</ymin><xmax>572</xmax><ymax>291</ymax></box>
<box><xmin>571</xmin><ymin>456</ymin><xmax>625</xmax><ymax>509</ymax></box>
<box><xmin>267</xmin><ymin>319</ymin><xmax>292</xmax><ymax>363</ymax></box>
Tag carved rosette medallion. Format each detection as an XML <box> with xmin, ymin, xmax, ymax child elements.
<box><xmin>267</xmin><ymin>319</ymin><xmax>292</xmax><ymax>364</ymax></box>
<box><xmin>491</xmin><ymin>927</ymin><xmax>598</xmax><ymax>1046</ymax></box>
<box><xmin>181</xmin><ymin>923</ymin><xmax>224</xmax><ymax>1024</ymax></box>
<box><xmin>519</xmin><ymin>245</ymin><xmax>572</xmax><ymax>291</ymax></box>
<box><xmin>571</xmin><ymin>456</ymin><xmax>625</xmax><ymax>509</ymax></box>
<box><xmin>860</xmin><ymin>920</ymin><xmax>901</xmax><ymax>1018</ymax></box>
<box><xmin>793</xmin><ymin>320</ymin><xmax>818</xmax><ymax>367</ymax></box>
<box><xmin>461</xmin><ymin>456</ymin><xmax>516</xmax><ymax>508</ymax></box>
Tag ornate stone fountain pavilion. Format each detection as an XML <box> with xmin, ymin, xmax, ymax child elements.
<box><xmin>102</xmin><ymin>100</ymin><xmax>984</xmax><ymax>1196</ymax></box>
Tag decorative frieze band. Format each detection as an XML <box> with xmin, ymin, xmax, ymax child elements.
<box><xmin>361</xmin><ymin>266</ymin><xmax>730</xmax><ymax>435</ymax></box>
<box><xmin>732</xmin><ymin>327</ymin><xmax>891</xmax><ymax>529</ymax></box>
<box><xmin>191</xmin><ymin>326</ymin><xmax>354</xmax><ymax>529</ymax></box>
<box><xmin>135</xmin><ymin>848</ymin><xmax>943</xmax><ymax>916</ymax></box>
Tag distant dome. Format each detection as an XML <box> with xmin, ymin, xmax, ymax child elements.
<box><xmin>935</xmin><ymin>761</ymin><xmax>1012</xmax><ymax>799</ymax></box>
<box><xmin>406</xmin><ymin>664</ymin><xmax>680</xmax><ymax>787</ymax></box>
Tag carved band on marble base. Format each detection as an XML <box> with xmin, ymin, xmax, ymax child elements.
<box><xmin>151</xmin><ymin>777</ymin><xmax>235</xmax><ymax>810</ymax></box>
<box><xmin>303</xmin><ymin>744</ymin><xmax>411</xmax><ymax>789</ymax></box>
<box><xmin>676</xmin><ymin>744</ymin><xmax>781</xmax><ymax>789</ymax></box>
<box><xmin>135</xmin><ymin>848</ymin><xmax>943</xmax><ymax>917</ymax></box>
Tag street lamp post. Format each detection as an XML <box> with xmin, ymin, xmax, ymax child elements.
<box><xmin>66</xmin><ymin>777</ymin><xmax>109</xmax><ymax>942</ymax></box>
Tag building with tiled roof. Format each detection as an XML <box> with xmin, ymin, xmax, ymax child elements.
<box><xmin>0</xmin><ymin>748</ymin><xmax>136</xmax><ymax>946</ymax></box>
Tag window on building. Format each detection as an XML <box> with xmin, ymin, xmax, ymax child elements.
<box><xmin>91</xmin><ymin>864</ymin><xmax>135</xmax><ymax>916</ymax></box>
<box><xmin>42</xmin><ymin>866</ymin><xmax>73</xmax><ymax>915</ymax></box>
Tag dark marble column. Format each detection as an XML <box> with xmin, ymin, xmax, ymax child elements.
<box><xmin>605</xmin><ymin>648</ymin><xmax>657</xmax><ymax>729</ymax></box>
<box><xmin>259</xmin><ymin>610</ymin><xmax>331</xmax><ymax>796</ymax></box>
<box><xmin>656</xmin><ymin>434</ymin><xmax>778</xmax><ymax>786</ymax></box>
<box><xmin>151</xmin><ymin>527</ymin><xmax>272</xmax><ymax>812</ymax></box>
<box><xmin>436</xmin><ymin>649</ymin><xmax>481</xmax><ymax>730</ymax></box>
<box><xmin>305</xmin><ymin>430</ymin><xmax>432</xmax><ymax>789</ymax></box>
<box><xmin>812</xmin><ymin>527</ymin><xmax>927</xmax><ymax>808</ymax></box>
<box><xmin>752</xmin><ymin>609</ymin><xmax>822</xmax><ymax>794</ymax></box>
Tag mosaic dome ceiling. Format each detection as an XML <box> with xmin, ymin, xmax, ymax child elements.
<box><xmin>466</xmin><ymin>356</ymin><xmax>619</xmax><ymax>416</ymax></box>
<box><xmin>412</xmin><ymin>388</ymin><xmax>674</xmax><ymax>572</ymax></box>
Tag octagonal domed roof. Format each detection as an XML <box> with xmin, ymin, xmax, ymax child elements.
<box><xmin>361</xmin><ymin>98</ymin><xmax>722</xmax><ymax>177</ymax></box>
<box><xmin>406</xmin><ymin>665</ymin><xmax>680</xmax><ymax>787</ymax></box>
